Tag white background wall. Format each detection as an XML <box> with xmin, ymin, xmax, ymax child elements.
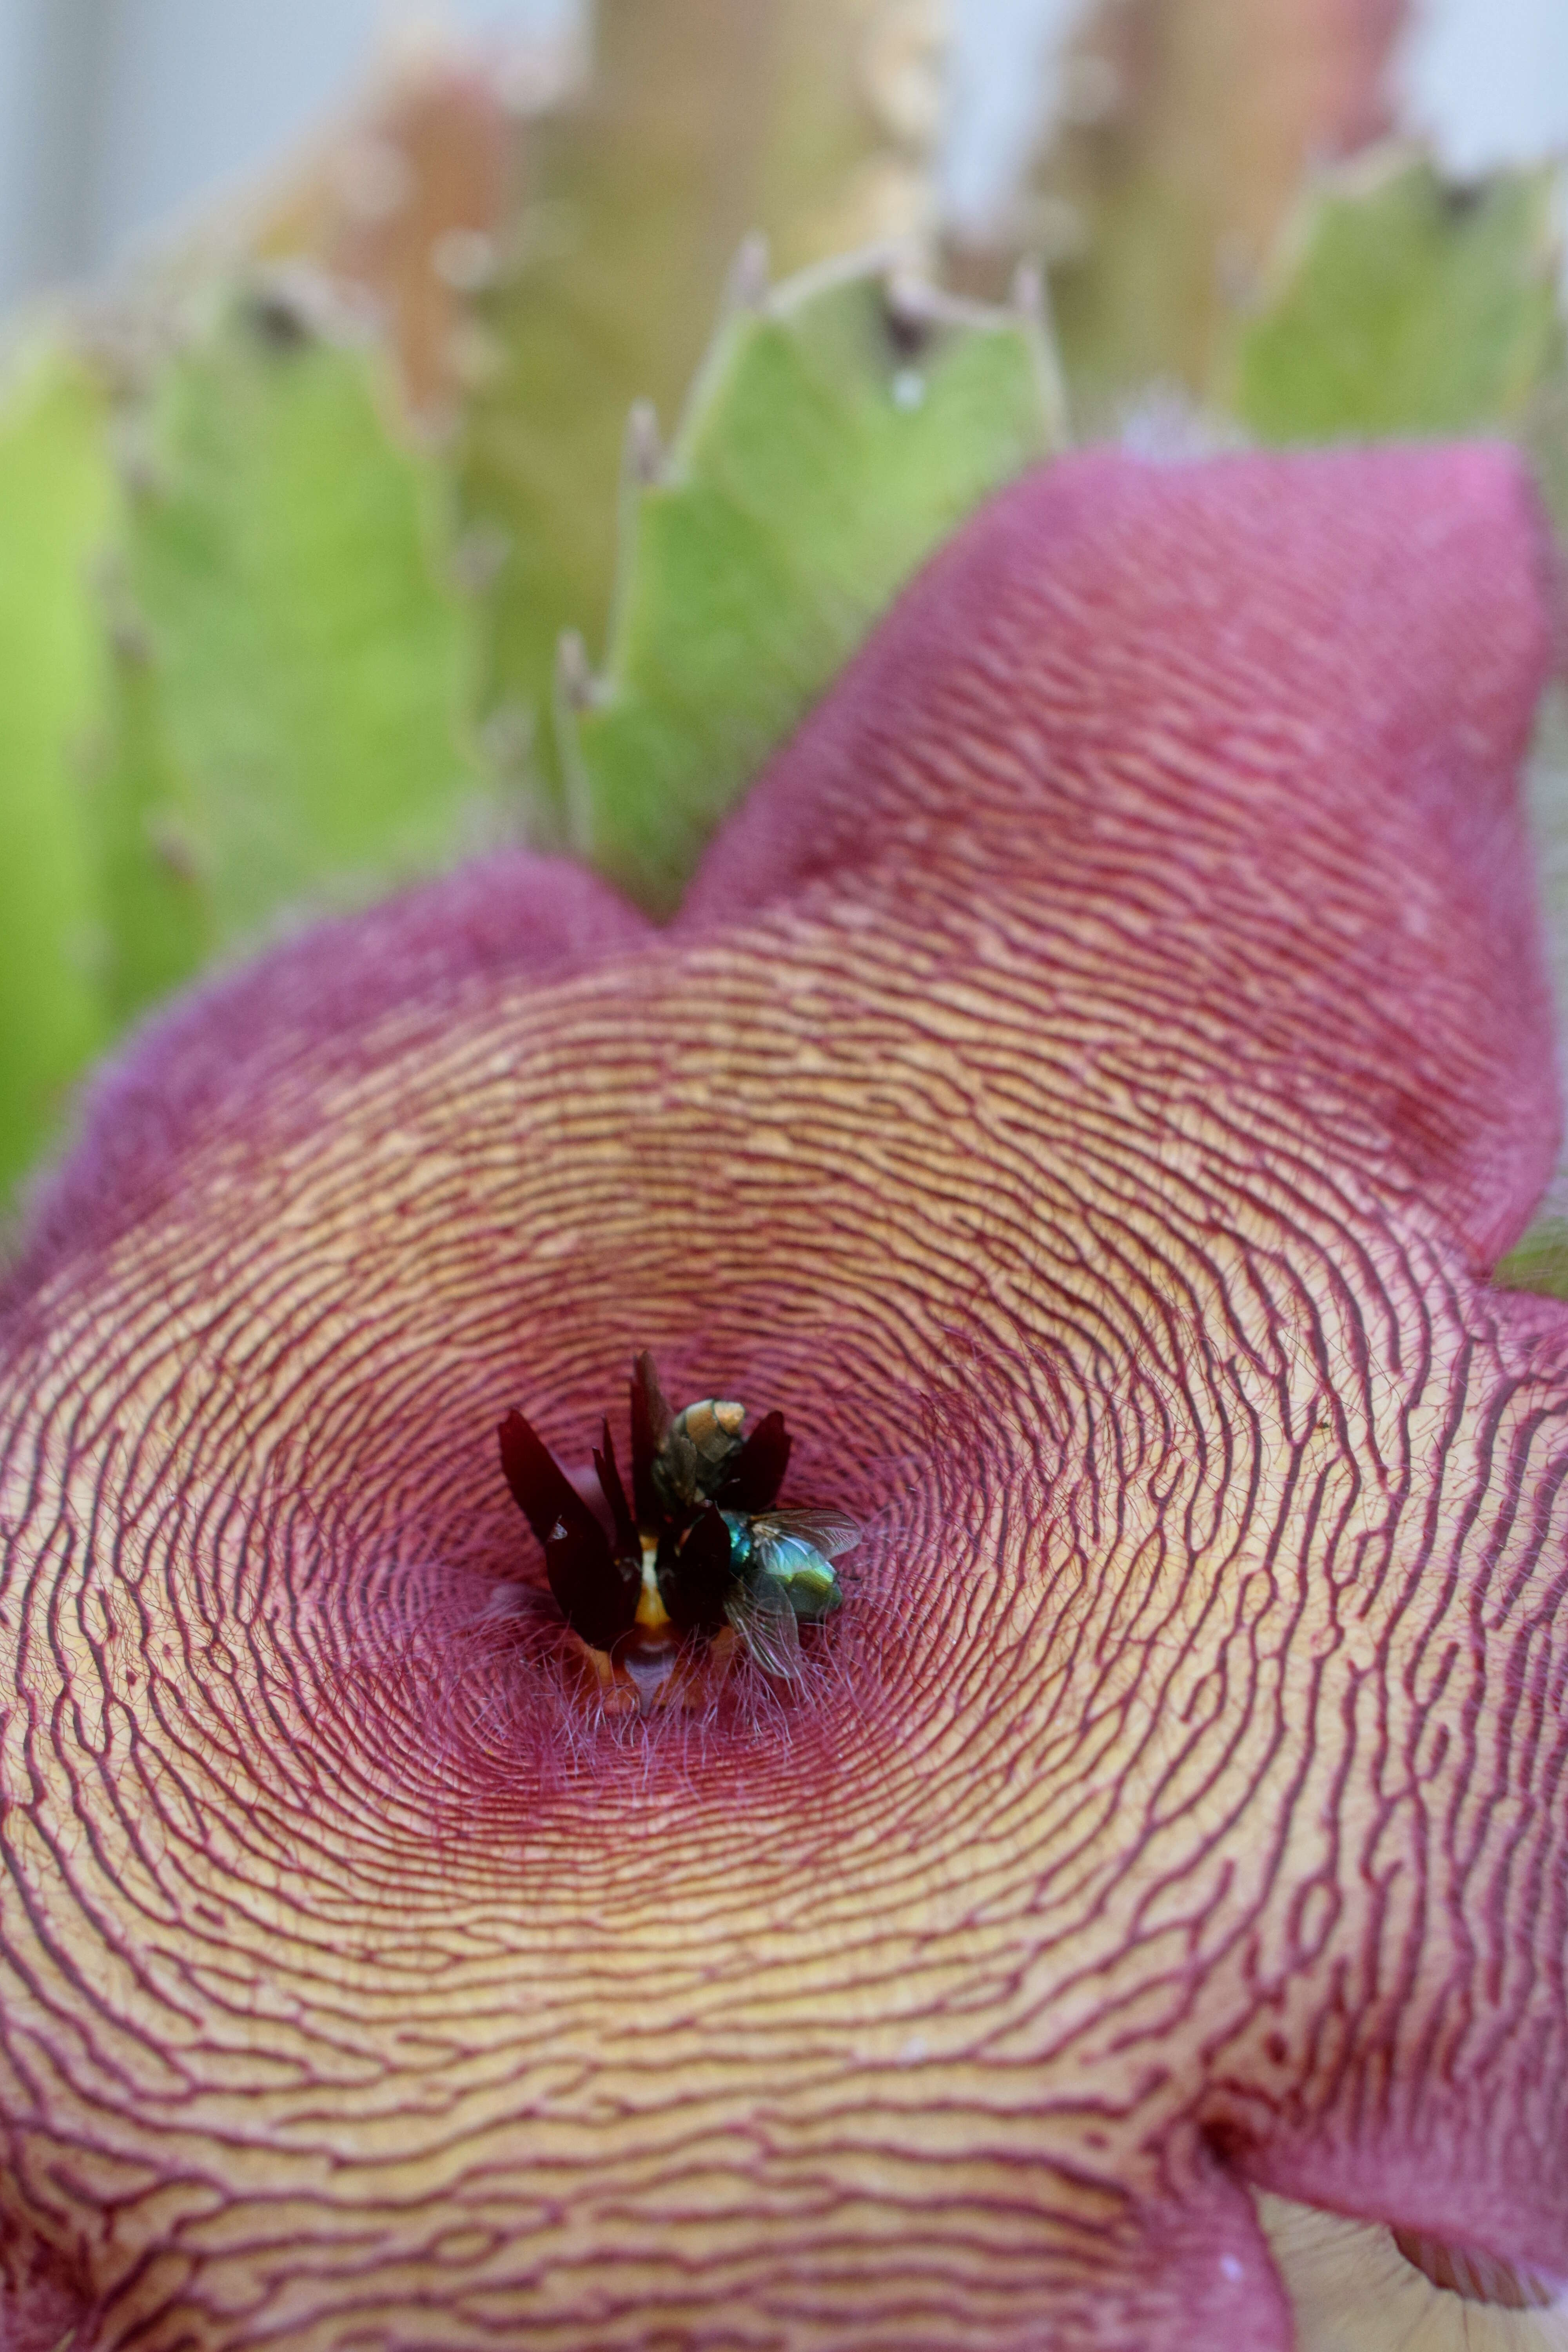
<box><xmin>0</xmin><ymin>0</ymin><xmax>1563</xmax><ymax>310</ymax></box>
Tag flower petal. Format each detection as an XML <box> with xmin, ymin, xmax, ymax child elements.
<box><xmin>0</xmin><ymin>449</ymin><xmax>1562</xmax><ymax>2349</ymax></box>
<box><xmin>684</xmin><ymin>443</ymin><xmax>1561</xmax><ymax>1265</ymax></box>
<box><xmin>9</xmin><ymin>846</ymin><xmax>651</xmax><ymax>1302</ymax></box>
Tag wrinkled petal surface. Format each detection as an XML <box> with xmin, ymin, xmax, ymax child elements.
<box><xmin>0</xmin><ymin>447</ymin><xmax>1562</xmax><ymax>2350</ymax></box>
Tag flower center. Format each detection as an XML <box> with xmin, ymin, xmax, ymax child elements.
<box><xmin>498</xmin><ymin>1352</ymin><xmax>859</xmax><ymax>1714</ymax></box>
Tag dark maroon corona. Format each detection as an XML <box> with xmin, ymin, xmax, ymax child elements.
<box><xmin>499</xmin><ymin>1352</ymin><xmax>857</xmax><ymax>1706</ymax></box>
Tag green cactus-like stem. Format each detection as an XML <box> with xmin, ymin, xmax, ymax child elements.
<box><xmin>1228</xmin><ymin>145</ymin><xmax>1566</xmax><ymax>446</ymax></box>
<box><xmin>117</xmin><ymin>289</ymin><xmax>499</xmax><ymax>948</ymax></box>
<box><xmin>0</xmin><ymin>347</ymin><xmax>116</xmax><ymax>1193</ymax></box>
<box><xmin>560</xmin><ymin>251</ymin><xmax>1065</xmax><ymax>914</ymax></box>
<box><xmin>454</xmin><ymin>0</ymin><xmax>951</xmax><ymax>829</ymax></box>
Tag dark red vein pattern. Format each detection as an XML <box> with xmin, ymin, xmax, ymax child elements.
<box><xmin>0</xmin><ymin>447</ymin><xmax>1562</xmax><ymax>2349</ymax></box>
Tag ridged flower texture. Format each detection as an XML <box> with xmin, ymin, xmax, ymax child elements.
<box><xmin>0</xmin><ymin>446</ymin><xmax>1562</xmax><ymax>2350</ymax></box>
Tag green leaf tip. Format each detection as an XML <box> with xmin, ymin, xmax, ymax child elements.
<box><xmin>558</xmin><ymin>247</ymin><xmax>1068</xmax><ymax>916</ymax></box>
<box><xmin>117</xmin><ymin>277</ymin><xmax>506</xmax><ymax>951</ymax></box>
<box><xmin>1228</xmin><ymin>142</ymin><xmax>1566</xmax><ymax>443</ymax></box>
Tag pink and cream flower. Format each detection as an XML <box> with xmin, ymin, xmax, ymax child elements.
<box><xmin>0</xmin><ymin>445</ymin><xmax>1561</xmax><ymax>2349</ymax></box>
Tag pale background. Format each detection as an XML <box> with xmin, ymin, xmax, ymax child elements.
<box><xmin>0</xmin><ymin>0</ymin><xmax>1564</xmax><ymax>310</ymax></box>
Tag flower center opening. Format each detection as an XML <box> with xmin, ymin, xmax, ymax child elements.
<box><xmin>498</xmin><ymin>1352</ymin><xmax>859</xmax><ymax>1716</ymax></box>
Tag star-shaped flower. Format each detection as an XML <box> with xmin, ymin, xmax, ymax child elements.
<box><xmin>0</xmin><ymin>444</ymin><xmax>1560</xmax><ymax>2350</ymax></box>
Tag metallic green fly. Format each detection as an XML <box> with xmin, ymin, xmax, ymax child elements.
<box><xmin>721</xmin><ymin>1507</ymin><xmax>859</xmax><ymax>1681</ymax></box>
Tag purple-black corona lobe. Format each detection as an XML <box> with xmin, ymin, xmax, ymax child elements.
<box><xmin>0</xmin><ymin>448</ymin><xmax>1563</xmax><ymax>2349</ymax></box>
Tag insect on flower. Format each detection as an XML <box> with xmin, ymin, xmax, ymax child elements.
<box><xmin>498</xmin><ymin>1352</ymin><xmax>859</xmax><ymax>1708</ymax></box>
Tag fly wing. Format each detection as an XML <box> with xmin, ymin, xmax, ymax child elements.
<box><xmin>726</xmin><ymin>1573</ymin><xmax>804</xmax><ymax>1682</ymax></box>
<box><xmin>752</xmin><ymin>1508</ymin><xmax>860</xmax><ymax>1561</ymax></box>
<box><xmin>659</xmin><ymin>1425</ymin><xmax>701</xmax><ymax>1510</ymax></box>
<box><xmin>673</xmin><ymin>1400</ymin><xmax>746</xmax><ymax>1490</ymax></box>
<box><xmin>749</xmin><ymin>1527</ymin><xmax>842</xmax><ymax>1619</ymax></box>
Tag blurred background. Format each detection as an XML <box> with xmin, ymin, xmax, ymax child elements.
<box><xmin>1</xmin><ymin>0</ymin><xmax>1564</xmax><ymax>310</ymax></box>
<box><xmin>0</xmin><ymin>0</ymin><xmax>1566</xmax><ymax>1236</ymax></box>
